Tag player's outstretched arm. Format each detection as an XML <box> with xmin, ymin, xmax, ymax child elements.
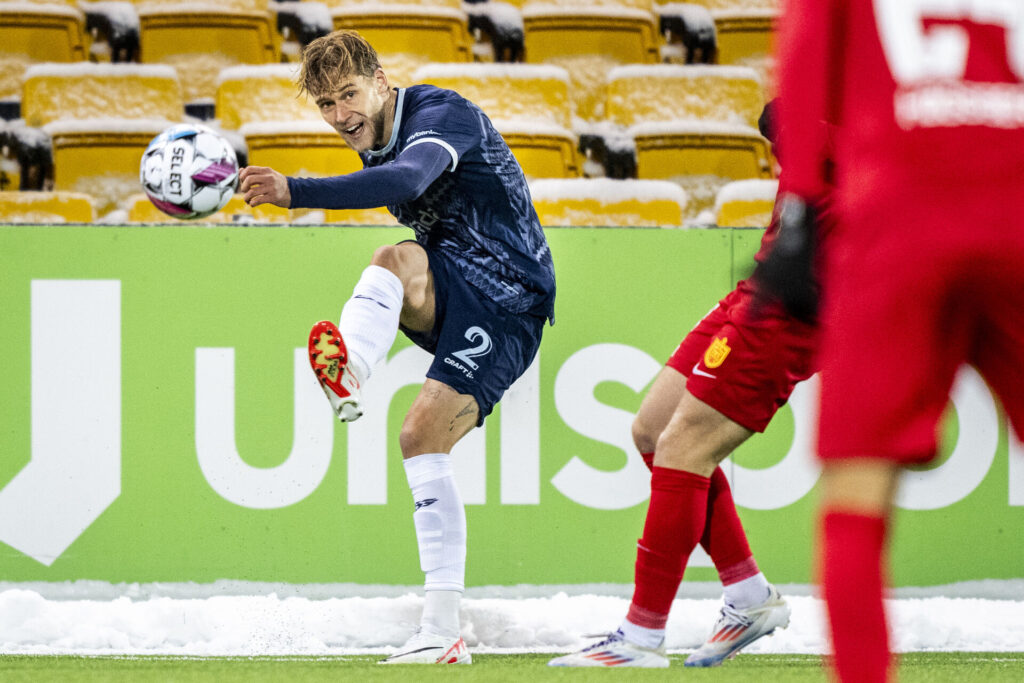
<box><xmin>240</xmin><ymin>166</ymin><xmax>292</xmax><ymax>208</ymax></box>
<box><xmin>287</xmin><ymin>142</ymin><xmax>452</xmax><ymax>211</ymax></box>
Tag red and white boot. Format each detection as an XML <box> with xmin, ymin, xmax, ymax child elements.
<box><xmin>308</xmin><ymin>320</ymin><xmax>363</xmax><ymax>422</ymax></box>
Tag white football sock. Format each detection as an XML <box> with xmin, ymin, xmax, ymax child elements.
<box><xmin>403</xmin><ymin>453</ymin><xmax>467</xmax><ymax>596</ymax></box>
<box><xmin>723</xmin><ymin>571</ymin><xmax>771</xmax><ymax>609</ymax></box>
<box><xmin>619</xmin><ymin>619</ymin><xmax>665</xmax><ymax>650</ymax></box>
<box><xmin>337</xmin><ymin>265</ymin><xmax>403</xmax><ymax>382</ymax></box>
<box><xmin>421</xmin><ymin>590</ymin><xmax>462</xmax><ymax>637</ymax></box>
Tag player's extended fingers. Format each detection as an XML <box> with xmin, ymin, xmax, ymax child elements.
<box><xmin>243</xmin><ymin>185</ymin><xmax>267</xmax><ymax>206</ymax></box>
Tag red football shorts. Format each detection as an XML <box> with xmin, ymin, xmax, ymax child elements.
<box><xmin>818</xmin><ymin>182</ymin><xmax>1024</xmax><ymax>463</ymax></box>
<box><xmin>667</xmin><ymin>280</ymin><xmax>817</xmax><ymax>433</ymax></box>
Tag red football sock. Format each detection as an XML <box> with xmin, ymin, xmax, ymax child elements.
<box><xmin>702</xmin><ymin>467</ymin><xmax>758</xmax><ymax>584</ymax></box>
<box><xmin>819</xmin><ymin>509</ymin><xmax>892</xmax><ymax>682</ymax></box>
<box><xmin>627</xmin><ymin>467</ymin><xmax>710</xmax><ymax>628</ymax></box>
<box><xmin>640</xmin><ymin>451</ymin><xmax>655</xmax><ymax>471</ymax></box>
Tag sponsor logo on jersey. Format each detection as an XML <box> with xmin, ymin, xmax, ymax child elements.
<box><xmin>704</xmin><ymin>336</ymin><xmax>732</xmax><ymax>369</ymax></box>
<box><xmin>444</xmin><ymin>356</ymin><xmax>475</xmax><ymax>379</ymax></box>
<box><xmin>407</xmin><ymin>129</ymin><xmax>441</xmax><ymax>142</ymax></box>
<box><xmin>415</xmin><ymin>497</ymin><xmax>438</xmax><ymax>510</ymax></box>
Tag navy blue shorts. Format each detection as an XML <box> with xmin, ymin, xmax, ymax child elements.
<box><xmin>400</xmin><ymin>246</ymin><xmax>545</xmax><ymax>425</ymax></box>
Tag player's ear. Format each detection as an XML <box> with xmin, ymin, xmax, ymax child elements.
<box><xmin>373</xmin><ymin>68</ymin><xmax>389</xmax><ymax>95</ymax></box>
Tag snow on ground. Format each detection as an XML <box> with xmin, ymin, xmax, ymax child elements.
<box><xmin>1</xmin><ymin>581</ymin><xmax>1022</xmax><ymax>656</ymax></box>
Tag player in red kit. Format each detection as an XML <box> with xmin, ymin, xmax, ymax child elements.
<box><xmin>763</xmin><ymin>2</ymin><xmax>1024</xmax><ymax>681</ymax></box>
<box><xmin>550</xmin><ymin>103</ymin><xmax>835</xmax><ymax>668</ymax></box>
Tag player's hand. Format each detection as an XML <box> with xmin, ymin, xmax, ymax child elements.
<box><xmin>752</xmin><ymin>193</ymin><xmax>819</xmax><ymax>323</ymax></box>
<box><xmin>239</xmin><ymin>166</ymin><xmax>291</xmax><ymax>208</ymax></box>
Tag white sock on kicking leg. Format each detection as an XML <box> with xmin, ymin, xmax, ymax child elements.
<box><xmin>337</xmin><ymin>265</ymin><xmax>403</xmax><ymax>382</ymax></box>
<box><xmin>403</xmin><ymin>453</ymin><xmax>466</xmax><ymax>637</ymax></box>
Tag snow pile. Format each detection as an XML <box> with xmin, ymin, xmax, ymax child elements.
<box><xmin>522</xmin><ymin>1</ymin><xmax>654</xmax><ymax>18</ymax></box>
<box><xmin>530</xmin><ymin>177</ymin><xmax>686</xmax><ymax>205</ymax></box>
<box><xmin>79</xmin><ymin>1</ymin><xmax>140</xmax><ymax>34</ymax></box>
<box><xmin>413</xmin><ymin>63</ymin><xmax>572</xmax><ymax>128</ymax></box>
<box><xmin>1</xmin><ymin>582</ymin><xmax>1023</xmax><ymax>655</ymax></box>
<box><xmin>714</xmin><ymin>177</ymin><xmax>778</xmax><ymax>207</ymax></box>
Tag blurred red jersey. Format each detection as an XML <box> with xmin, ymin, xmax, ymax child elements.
<box><xmin>777</xmin><ymin>0</ymin><xmax>1024</xmax><ymax>203</ymax></box>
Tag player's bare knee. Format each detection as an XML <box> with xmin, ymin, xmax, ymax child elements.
<box><xmin>399</xmin><ymin>423</ymin><xmax>429</xmax><ymax>459</ymax></box>
<box><xmin>632</xmin><ymin>415</ymin><xmax>658</xmax><ymax>455</ymax></box>
<box><xmin>370</xmin><ymin>244</ymin><xmax>404</xmax><ymax>275</ymax></box>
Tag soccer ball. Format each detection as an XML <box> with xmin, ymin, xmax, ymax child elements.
<box><xmin>140</xmin><ymin>123</ymin><xmax>239</xmax><ymax>219</ymax></box>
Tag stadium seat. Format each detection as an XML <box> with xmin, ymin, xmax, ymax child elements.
<box><xmin>606</xmin><ymin>64</ymin><xmax>765</xmax><ymax>129</ymax></box>
<box><xmin>137</xmin><ymin>1</ymin><xmax>278</xmax><ymax>102</ymax></box>
<box><xmin>325</xmin><ymin>1</ymin><xmax>471</xmax><ymax>86</ymax></box>
<box><xmin>0</xmin><ymin>2</ymin><xmax>87</xmax><ymax>100</ymax></box>
<box><xmin>0</xmin><ymin>190</ymin><xmax>95</xmax><ymax>223</ymax></box>
<box><xmin>521</xmin><ymin>1</ymin><xmax>659</xmax><ymax>65</ymax></box>
<box><xmin>216</xmin><ymin>64</ymin><xmax>363</xmax><ymax>180</ymax></box>
<box><xmin>21</xmin><ymin>62</ymin><xmax>183</xmax><ymax>214</ymax></box>
<box><xmin>520</xmin><ymin>0</ymin><xmax>659</xmax><ymax>120</ymax></box>
<box><xmin>529</xmin><ymin>178</ymin><xmax>687</xmax><ymax>227</ymax></box>
<box><xmin>411</xmin><ymin>63</ymin><xmax>579</xmax><ymax>178</ymax></box>
<box><xmin>675</xmin><ymin>0</ymin><xmax>777</xmax><ymax>70</ymax></box>
<box><xmin>604</xmin><ymin>64</ymin><xmax>772</xmax><ymax>217</ymax></box>
<box><xmin>713</xmin><ymin>178</ymin><xmax>777</xmax><ymax>227</ymax></box>
<box><xmin>713</xmin><ymin>9</ymin><xmax>776</xmax><ymax>68</ymax></box>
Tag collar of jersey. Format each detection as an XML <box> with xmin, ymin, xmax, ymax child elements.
<box><xmin>365</xmin><ymin>88</ymin><xmax>405</xmax><ymax>158</ymax></box>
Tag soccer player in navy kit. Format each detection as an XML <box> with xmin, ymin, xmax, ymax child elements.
<box><xmin>239</xmin><ymin>31</ymin><xmax>555</xmax><ymax>665</ymax></box>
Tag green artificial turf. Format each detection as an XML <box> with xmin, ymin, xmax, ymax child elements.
<box><xmin>1</xmin><ymin>652</ymin><xmax>1023</xmax><ymax>682</ymax></box>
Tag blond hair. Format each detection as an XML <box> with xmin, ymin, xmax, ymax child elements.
<box><xmin>298</xmin><ymin>30</ymin><xmax>382</xmax><ymax>98</ymax></box>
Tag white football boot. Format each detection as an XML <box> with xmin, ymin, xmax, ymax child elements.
<box><xmin>379</xmin><ymin>627</ymin><xmax>472</xmax><ymax>665</ymax></box>
<box><xmin>307</xmin><ymin>320</ymin><xmax>363</xmax><ymax>422</ymax></box>
<box><xmin>684</xmin><ymin>584</ymin><xmax>791</xmax><ymax>667</ymax></box>
<box><xmin>548</xmin><ymin>630</ymin><xmax>669</xmax><ymax>668</ymax></box>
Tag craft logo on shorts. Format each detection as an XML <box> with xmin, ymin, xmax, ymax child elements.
<box><xmin>704</xmin><ymin>336</ymin><xmax>732</xmax><ymax>369</ymax></box>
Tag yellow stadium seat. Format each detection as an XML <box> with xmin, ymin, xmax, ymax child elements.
<box><xmin>327</xmin><ymin>2</ymin><xmax>471</xmax><ymax>86</ymax></box>
<box><xmin>137</xmin><ymin>3</ymin><xmax>277</xmax><ymax>102</ymax></box>
<box><xmin>22</xmin><ymin>62</ymin><xmax>182</xmax><ymax>127</ymax></box>
<box><xmin>529</xmin><ymin>178</ymin><xmax>687</xmax><ymax>227</ymax></box>
<box><xmin>521</xmin><ymin>2</ymin><xmax>659</xmax><ymax>65</ymax></box>
<box><xmin>630</xmin><ymin>121</ymin><xmax>772</xmax><ymax>179</ymax></box>
<box><xmin>629</xmin><ymin>120</ymin><xmax>773</xmax><ymax>216</ymax></box>
<box><xmin>604</xmin><ymin>63</ymin><xmax>772</xmax><ymax>217</ymax></box>
<box><xmin>518</xmin><ymin>1</ymin><xmax>658</xmax><ymax>120</ymax></box>
<box><xmin>412</xmin><ymin>62</ymin><xmax>572</xmax><ymax>128</ymax></box>
<box><xmin>713</xmin><ymin>178</ymin><xmax>777</xmax><ymax>227</ymax></box>
<box><xmin>0</xmin><ymin>3</ymin><xmax>87</xmax><ymax>100</ymax></box>
<box><xmin>22</xmin><ymin>63</ymin><xmax>183</xmax><ymax>214</ymax></box>
<box><xmin>215</xmin><ymin>64</ymin><xmax>317</xmax><ymax>131</ymax></box>
<box><xmin>714</xmin><ymin>10</ymin><xmax>776</xmax><ymax>67</ymax></box>
<box><xmin>0</xmin><ymin>190</ymin><xmax>95</xmax><ymax>223</ymax></box>
<box><xmin>606</xmin><ymin>64</ymin><xmax>765</xmax><ymax>129</ymax></box>
<box><xmin>672</xmin><ymin>0</ymin><xmax>777</xmax><ymax>72</ymax></box>
<box><xmin>412</xmin><ymin>63</ymin><xmax>578</xmax><ymax>178</ymax></box>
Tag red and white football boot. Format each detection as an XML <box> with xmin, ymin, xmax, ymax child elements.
<box><xmin>307</xmin><ymin>320</ymin><xmax>363</xmax><ymax>422</ymax></box>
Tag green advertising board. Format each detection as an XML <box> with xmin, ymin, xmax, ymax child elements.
<box><xmin>0</xmin><ymin>225</ymin><xmax>1021</xmax><ymax>587</ymax></box>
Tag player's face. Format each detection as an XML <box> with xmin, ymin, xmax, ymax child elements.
<box><xmin>316</xmin><ymin>69</ymin><xmax>393</xmax><ymax>153</ymax></box>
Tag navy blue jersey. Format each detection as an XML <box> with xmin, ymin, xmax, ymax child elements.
<box><xmin>361</xmin><ymin>85</ymin><xmax>555</xmax><ymax>322</ymax></box>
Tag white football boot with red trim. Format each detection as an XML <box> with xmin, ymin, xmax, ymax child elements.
<box><xmin>379</xmin><ymin>627</ymin><xmax>472</xmax><ymax>665</ymax></box>
<box><xmin>547</xmin><ymin>630</ymin><xmax>669</xmax><ymax>668</ymax></box>
<box><xmin>684</xmin><ymin>584</ymin><xmax>790</xmax><ymax>667</ymax></box>
<box><xmin>308</xmin><ymin>320</ymin><xmax>363</xmax><ymax>422</ymax></box>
